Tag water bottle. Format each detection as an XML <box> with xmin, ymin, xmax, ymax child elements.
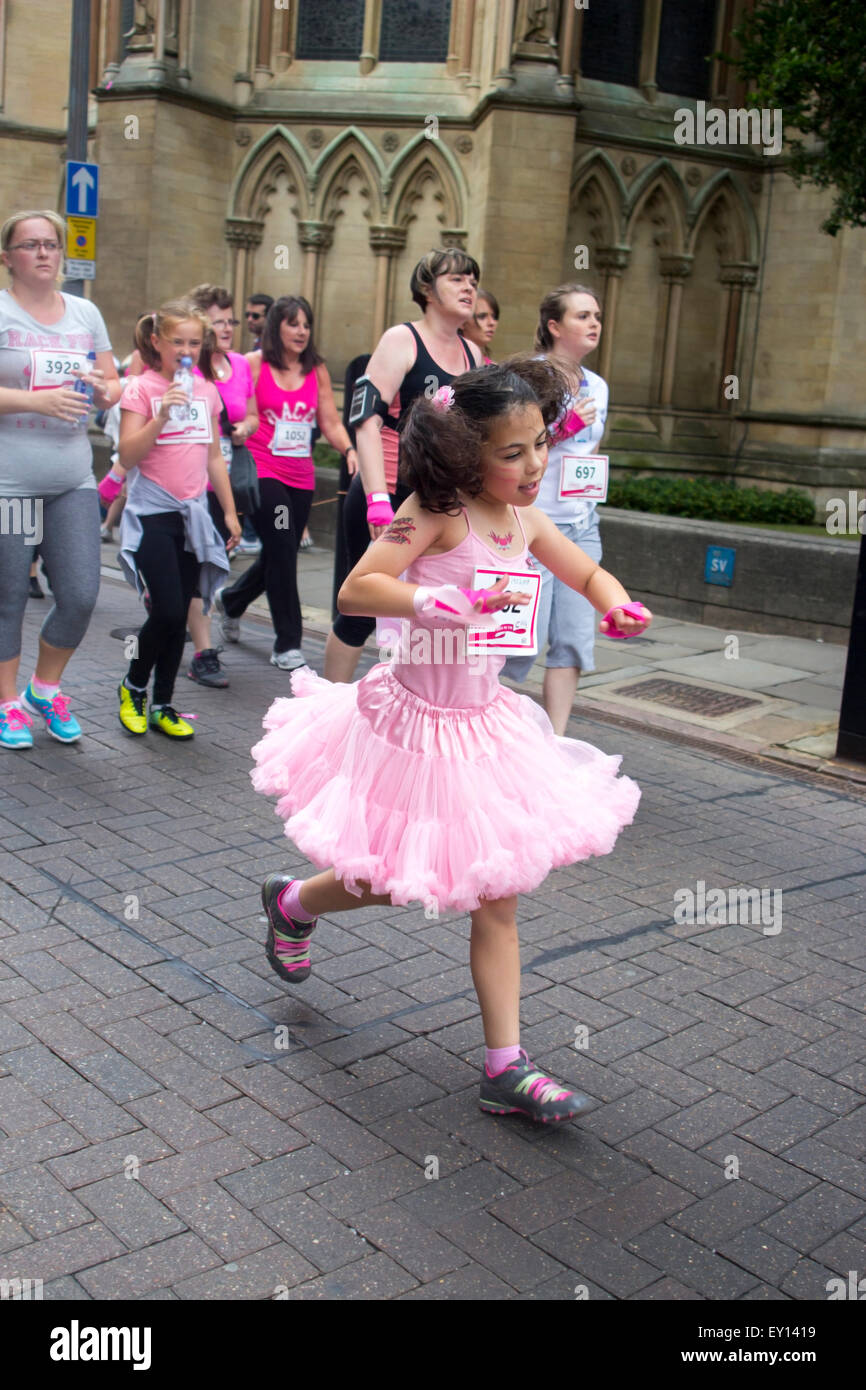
<box><xmin>73</xmin><ymin>350</ymin><xmax>96</xmax><ymax>426</ymax></box>
<box><xmin>170</xmin><ymin>356</ymin><xmax>194</xmax><ymax>421</ymax></box>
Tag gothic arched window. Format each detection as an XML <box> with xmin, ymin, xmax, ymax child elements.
<box><xmin>580</xmin><ymin>0</ymin><xmax>643</xmax><ymax>88</ymax></box>
<box><xmin>656</xmin><ymin>0</ymin><xmax>718</xmax><ymax>99</ymax></box>
<box><xmin>379</xmin><ymin>0</ymin><xmax>452</xmax><ymax>63</ymax></box>
<box><xmin>296</xmin><ymin>0</ymin><xmax>365</xmax><ymax>61</ymax></box>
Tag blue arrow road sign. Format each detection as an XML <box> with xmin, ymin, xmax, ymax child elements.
<box><xmin>66</xmin><ymin>161</ymin><xmax>99</xmax><ymax>218</ymax></box>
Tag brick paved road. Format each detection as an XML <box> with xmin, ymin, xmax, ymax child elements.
<box><xmin>1</xmin><ymin>576</ymin><xmax>864</xmax><ymax>1300</ymax></box>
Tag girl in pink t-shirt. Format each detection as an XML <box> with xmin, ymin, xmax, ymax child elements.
<box><xmin>108</xmin><ymin>300</ymin><xmax>241</xmax><ymax>740</ymax></box>
<box><xmin>215</xmin><ymin>295</ymin><xmax>356</xmax><ymax>671</ymax></box>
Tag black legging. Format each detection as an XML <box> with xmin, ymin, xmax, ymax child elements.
<box><xmin>332</xmin><ymin>472</ymin><xmax>409</xmax><ymax>648</ymax></box>
<box><xmin>126</xmin><ymin>511</ymin><xmax>199</xmax><ymax>705</ymax></box>
<box><xmin>219</xmin><ymin>476</ymin><xmax>312</xmax><ymax>652</ymax></box>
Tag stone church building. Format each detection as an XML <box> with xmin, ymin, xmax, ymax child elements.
<box><xmin>1</xmin><ymin>0</ymin><xmax>864</xmax><ymax>506</ymax></box>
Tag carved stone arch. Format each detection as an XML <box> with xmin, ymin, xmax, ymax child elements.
<box><xmin>687</xmin><ymin>171</ymin><xmax>759</xmax><ymax>263</ymax></box>
<box><xmin>390</xmin><ymin>154</ymin><xmax>460</xmax><ymax>237</ymax></box>
<box><xmin>229</xmin><ymin>125</ymin><xmax>313</xmax><ymax>220</ymax></box>
<box><xmin>625</xmin><ymin>160</ymin><xmax>688</xmax><ymax>255</ymax></box>
<box><xmin>570</xmin><ymin>149</ymin><xmax>627</xmax><ymax>244</ymax></box>
<box><xmin>311</xmin><ymin>127</ymin><xmax>385</xmax><ymax>220</ymax></box>
<box><xmin>318</xmin><ymin>153</ymin><xmax>377</xmax><ymax>229</ymax></box>
<box><xmin>384</xmin><ymin>130</ymin><xmax>469</xmax><ymax>221</ymax></box>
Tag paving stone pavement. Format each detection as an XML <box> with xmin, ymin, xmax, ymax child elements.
<box><xmin>0</xmin><ymin>574</ymin><xmax>864</xmax><ymax>1301</ymax></box>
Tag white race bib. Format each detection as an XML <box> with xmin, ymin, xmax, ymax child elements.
<box><xmin>219</xmin><ymin>436</ymin><xmax>233</xmax><ymax>466</ymax></box>
<box><xmin>467</xmin><ymin>566</ymin><xmax>541</xmax><ymax>654</ymax></box>
<box><xmin>151</xmin><ymin>398</ymin><xmax>212</xmax><ymax>444</ymax></box>
<box><xmin>272</xmin><ymin>420</ymin><xmax>312</xmax><ymax>457</ymax></box>
<box><xmin>29</xmin><ymin>349</ymin><xmax>89</xmax><ymax>390</ymax></box>
<box><xmin>559</xmin><ymin>453</ymin><xmax>608</xmax><ymax>502</ymax></box>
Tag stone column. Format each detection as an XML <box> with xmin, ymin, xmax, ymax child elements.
<box><xmin>595</xmin><ymin>245</ymin><xmax>631</xmax><ymax>384</ymax></box>
<box><xmin>369</xmin><ymin>226</ymin><xmax>408</xmax><ymax>342</ymax></box>
<box><xmin>274</xmin><ymin>0</ymin><xmax>294</xmax><ymax>72</ymax></box>
<box><xmin>102</xmin><ymin>0</ymin><xmax>123</xmax><ymax>84</ymax></box>
<box><xmin>458</xmin><ymin>0</ymin><xmax>476</xmax><ymax>81</ymax></box>
<box><xmin>638</xmin><ymin>0</ymin><xmax>663</xmax><ymax>103</ymax></box>
<box><xmin>360</xmin><ymin>0</ymin><xmax>382</xmax><ymax>76</ymax></box>
<box><xmin>177</xmin><ymin>0</ymin><xmax>191</xmax><ymax>86</ymax></box>
<box><xmin>493</xmin><ymin>0</ymin><xmax>517</xmax><ymax>88</ymax></box>
<box><xmin>255</xmin><ymin>0</ymin><xmax>273</xmax><ymax>86</ymax></box>
<box><xmin>719</xmin><ymin>261</ymin><xmax>758</xmax><ymax>407</ymax></box>
<box><xmin>225</xmin><ymin>218</ymin><xmax>265</xmax><ymax>342</ymax></box>
<box><xmin>555</xmin><ymin>0</ymin><xmax>577</xmax><ymax>95</ymax></box>
<box><xmin>658</xmin><ymin>253</ymin><xmax>693</xmax><ymax>408</ymax></box>
<box><xmin>297</xmin><ymin>222</ymin><xmax>334</xmax><ymax>321</ymax></box>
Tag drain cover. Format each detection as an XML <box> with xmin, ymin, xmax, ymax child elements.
<box><xmin>615</xmin><ymin>678</ymin><xmax>761</xmax><ymax>718</ymax></box>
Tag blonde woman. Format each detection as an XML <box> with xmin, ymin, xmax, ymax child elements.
<box><xmin>0</xmin><ymin>210</ymin><xmax>120</xmax><ymax>748</ymax></box>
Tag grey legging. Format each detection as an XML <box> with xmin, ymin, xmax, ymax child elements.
<box><xmin>0</xmin><ymin>488</ymin><xmax>101</xmax><ymax>661</ymax></box>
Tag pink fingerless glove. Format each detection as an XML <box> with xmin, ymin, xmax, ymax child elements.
<box><xmin>550</xmin><ymin>407</ymin><xmax>587</xmax><ymax>443</ymax></box>
<box><xmin>366</xmin><ymin>492</ymin><xmax>395</xmax><ymax>528</ymax></box>
<box><xmin>602</xmin><ymin>601</ymin><xmax>650</xmax><ymax>639</ymax></box>
<box><xmin>98</xmin><ymin>469</ymin><xmax>124</xmax><ymax>505</ymax></box>
<box><xmin>413</xmin><ymin>584</ymin><xmax>499</xmax><ymax>628</ymax></box>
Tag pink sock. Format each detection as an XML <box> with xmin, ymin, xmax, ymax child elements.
<box><xmin>277</xmin><ymin>879</ymin><xmax>316</xmax><ymax>924</ymax></box>
<box><xmin>31</xmin><ymin>677</ymin><xmax>60</xmax><ymax>697</ymax></box>
<box><xmin>485</xmin><ymin>1044</ymin><xmax>522</xmax><ymax>1075</ymax></box>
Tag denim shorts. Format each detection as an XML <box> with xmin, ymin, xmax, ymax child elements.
<box><xmin>502</xmin><ymin>517</ymin><xmax>602</xmax><ymax>683</ymax></box>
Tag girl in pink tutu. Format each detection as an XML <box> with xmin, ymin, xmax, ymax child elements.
<box><xmin>251</xmin><ymin>356</ymin><xmax>651</xmax><ymax>1124</ymax></box>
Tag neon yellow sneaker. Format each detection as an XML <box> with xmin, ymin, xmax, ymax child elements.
<box><xmin>118</xmin><ymin>682</ymin><xmax>147</xmax><ymax>735</ymax></box>
<box><xmin>149</xmin><ymin>704</ymin><xmax>194</xmax><ymax>739</ymax></box>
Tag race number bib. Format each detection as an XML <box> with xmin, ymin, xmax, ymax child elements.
<box><xmin>219</xmin><ymin>436</ymin><xmax>233</xmax><ymax>466</ymax></box>
<box><xmin>151</xmin><ymin>398</ymin><xmax>212</xmax><ymax>444</ymax></box>
<box><xmin>272</xmin><ymin>420</ymin><xmax>312</xmax><ymax>457</ymax></box>
<box><xmin>29</xmin><ymin>349</ymin><xmax>89</xmax><ymax>390</ymax></box>
<box><xmin>467</xmin><ymin>566</ymin><xmax>541</xmax><ymax>654</ymax></box>
<box><xmin>559</xmin><ymin>453</ymin><xmax>608</xmax><ymax>502</ymax></box>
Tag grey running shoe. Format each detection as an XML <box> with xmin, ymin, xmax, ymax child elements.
<box><xmin>262</xmin><ymin>874</ymin><xmax>318</xmax><ymax>983</ymax></box>
<box><xmin>270</xmin><ymin>648</ymin><xmax>306</xmax><ymax>671</ymax></box>
<box><xmin>213</xmin><ymin>587</ymin><xmax>240</xmax><ymax>643</ymax></box>
<box><xmin>479</xmin><ymin>1049</ymin><xmax>592</xmax><ymax>1124</ymax></box>
<box><xmin>187</xmin><ymin>647</ymin><xmax>229</xmax><ymax>688</ymax></box>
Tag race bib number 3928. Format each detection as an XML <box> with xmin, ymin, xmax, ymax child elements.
<box><xmin>29</xmin><ymin>350</ymin><xmax>88</xmax><ymax>390</ymax></box>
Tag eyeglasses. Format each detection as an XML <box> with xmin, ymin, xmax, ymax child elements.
<box><xmin>245</xmin><ymin>311</ymin><xmax>265</xmax><ymax>320</ymax></box>
<box><xmin>211</xmin><ymin>319</ymin><xmax>240</xmax><ymax>329</ymax></box>
<box><xmin>7</xmin><ymin>239</ymin><xmax>62</xmax><ymax>253</ymax></box>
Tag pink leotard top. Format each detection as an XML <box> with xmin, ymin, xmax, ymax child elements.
<box><xmin>391</xmin><ymin>506</ymin><xmax>530</xmax><ymax>710</ymax></box>
<box><xmin>248</xmin><ymin>360</ymin><xmax>319</xmax><ymax>489</ymax></box>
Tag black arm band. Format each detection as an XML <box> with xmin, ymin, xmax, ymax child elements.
<box><xmin>348</xmin><ymin>376</ymin><xmax>389</xmax><ymax>427</ymax></box>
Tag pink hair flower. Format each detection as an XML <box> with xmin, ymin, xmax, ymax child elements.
<box><xmin>432</xmin><ymin>385</ymin><xmax>455</xmax><ymax>412</ymax></box>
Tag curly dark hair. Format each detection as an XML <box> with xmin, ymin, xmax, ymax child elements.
<box><xmin>399</xmin><ymin>354</ymin><xmax>572</xmax><ymax>514</ymax></box>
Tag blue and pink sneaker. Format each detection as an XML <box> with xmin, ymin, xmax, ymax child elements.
<box><xmin>0</xmin><ymin>703</ymin><xmax>34</xmax><ymax>750</ymax></box>
<box><xmin>479</xmin><ymin>1048</ymin><xmax>592</xmax><ymax>1124</ymax></box>
<box><xmin>20</xmin><ymin>683</ymin><xmax>82</xmax><ymax>743</ymax></box>
<box><xmin>261</xmin><ymin>874</ymin><xmax>318</xmax><ymax>983</ymax></box>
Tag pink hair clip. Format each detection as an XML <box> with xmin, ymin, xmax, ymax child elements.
<box><xmin>432</xmin><ymin>385</ymin><xmax>455</xmax><ymax>413</ymax></box>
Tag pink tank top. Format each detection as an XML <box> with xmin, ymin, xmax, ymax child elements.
<box><xmin>249</xmin><ymin>360</ymin><xmax>318</xmax><ymax>489</ymax></box>
<box><xmin>392</xmin><ymin>506</ymin><xmax>530</xmax><ymax>709</ymax></box>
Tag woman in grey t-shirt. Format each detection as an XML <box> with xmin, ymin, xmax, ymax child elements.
<box><xmin>0</xmin><ymin>209</ymin><xmax>120</xmax><ymax>749</ymax></box>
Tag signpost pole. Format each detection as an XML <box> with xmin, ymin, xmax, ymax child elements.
<box><xmin>64</xmin><ymin>0</ymin><xmax>92</xmax><ymax>296</ymax></box>
<box><xmin>835</xmin><ymin>531</ymin><xmax>866</xmax><ymax>764</ymax></box>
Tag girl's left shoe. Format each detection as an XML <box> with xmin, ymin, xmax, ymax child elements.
<box><xmin>149</xmin><ymin>705</ymin><xmax>194</xmax><ymax>739</ymax></box>
<box><xmin>20</xmin><ymin>684</ymin><xmax>81</xmax><ymax>743</ymax></box>
<box><xmin>261</xmin><ymin>874</ymin><xmax>318</xmax><ymax>983</ymax></box>
<box><xmin>479</xmin><ymin>1049</ymin><xmax>592</xmax><ymax>1124</ymax></box>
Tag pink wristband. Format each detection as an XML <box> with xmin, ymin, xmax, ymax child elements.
<box><xmin>98</xmin><ymin>470</ymin><xmax>124</xmax><ymax>505</ymax></box>
<box><xmin>366</xmin><ymin>492</ymin><xmax>394</xmax><ymax>528</ymax></box>
<box><xmin>602</xmin><ymin>602</ymin><xmax>649</xmax><ymax>639</ymax></box>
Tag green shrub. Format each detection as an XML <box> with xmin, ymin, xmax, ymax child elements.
<box><xmin>313</xmin><ymin>439</ymin><xmax>341</xmax><ymax>470</ymax></box>
<box><xmin>605</xmin><ymin>475</ymin><xmax>815</xmax><ymax>525</ymax></box>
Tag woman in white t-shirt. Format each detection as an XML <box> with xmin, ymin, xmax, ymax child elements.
<box><xmin>502</xmin><ymin>284</ymin><xmax>609</xmax><ymax>733</ymax></box>
<box><xmin>0</xmin><ymin>209</ymin><xmax>120</xmax><ymax>749</ymax></box>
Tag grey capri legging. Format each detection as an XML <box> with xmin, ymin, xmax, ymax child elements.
<box><xmin>0</xmin><ymin>488</ymin><xmax>101</xmax><ymax>662</ymax></box>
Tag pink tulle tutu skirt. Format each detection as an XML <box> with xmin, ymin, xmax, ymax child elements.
<box><xmin>250</xmin><ymin>665</ymin><xmax>640</xmax><ymax>913</ymax></box>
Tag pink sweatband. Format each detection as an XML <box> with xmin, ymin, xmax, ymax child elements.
<box><xmin>602</xmin><ymin>602</ymin><xmax>650</xmax><ymax>639</ymax></box>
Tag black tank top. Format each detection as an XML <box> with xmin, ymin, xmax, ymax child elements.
<box><xmin>384</xmin><ymin>323</ymin><xmax>476</xmax><ymax>432</ymax></box>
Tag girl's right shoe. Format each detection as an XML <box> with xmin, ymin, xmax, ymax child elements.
<box><xmin>479</xmin><ymin>1049</ymin><xmax>592</xmax><ymax>1124</ymax></box>
<box><xmin>261</xmin><ymin>874</ymin><xmax>318</xmax><ymax>983</ymax></box>
<box><xmin>118</xmin><ymin>682</ymin><xmax>147</xmax><ymax>735</ymax></box>
<box><xmin>0</xmin><ymin>704</ymin><xmax>34</xmax><ymax>750</ymax></box>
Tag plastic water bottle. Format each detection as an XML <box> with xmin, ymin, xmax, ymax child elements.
<box><xmin>170</xmin><ymin>356</ymin><xmax>194</xmax><ymax>421</ymax></box>
<box><xmin>73</xmin><ymin>350</ymin><xmax>96</xmax><ymax>426</ymax></box>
